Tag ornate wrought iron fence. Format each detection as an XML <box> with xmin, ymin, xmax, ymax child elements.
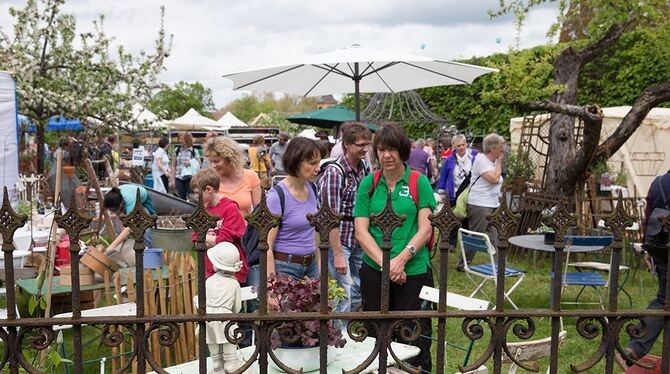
<box><xmin>0</xmin><ymin>185</ymin><xmax>668</xmax><ymax>374</ymax></box>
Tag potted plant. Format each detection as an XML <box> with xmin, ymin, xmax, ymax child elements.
<box><xmin>504</xmin><ymin>151</ymin><xmax>535</xmax><ymax>195</ymax></box>
<box><xmin>267</xmin><ymin>275</ymin><xmax>347</xmax><ymax>372</ymax></box>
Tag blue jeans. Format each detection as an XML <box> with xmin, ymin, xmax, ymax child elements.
<box><xmin>328</xmin><ymin>244</ymin><xmax>363</xmax><ymax>313</ymax></box>
<box><xmin>275</xmin><ymin>257</ymin><xmax>319</xmax><ymax>280</ymax></box>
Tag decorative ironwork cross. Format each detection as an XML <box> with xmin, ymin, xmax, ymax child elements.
<box><xmin>370</xmin><ymin>192</ymin><xmax>404</xmax><ymax>247</ymax></box>
<box><xmin>55</xmin><ymin>193</ymin><xmax>92</xmax><ymax>246</ymax></box>
<box><xmin>542</xmin><ymin>195</ymin><xmax>577</xmax><ymax>246</ymax></box>
<box><xmin>428</xmin><ymin>199</ymin><xmax>461</xmax><ymax>247</ymax></box>
<box><xmin>183</xmin><ymin>191</ymin><xmax>218</xmax><ymax>248</ymax></box>
<box><xmin>121</xmin><ymin>188</ymin><xmax>157</xmax><ymax>251</ymax></box>
<box><xmin>487</xmin><ymin>196</ymin><xmax>520</xmax><ymax>244</ymax></box>
<box><xmin>0</xmin><ymin>187</ymin><xmax>27</xmax><ymax>249</ymax></box>
<box><xmin>307</xmin><ymin>193</ymin><xmax>343</xmax><ymax>240</ymax></box>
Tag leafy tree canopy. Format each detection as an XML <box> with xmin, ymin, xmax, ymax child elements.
<box><xmin>221</xmin><ymin>93</ymin><xmax>317</xmax><ymax>124</ymax></box>
<box><xmin>0</xmin><ymin>0</ymin><xmax>171</xmax><ymax>171</ymax></box>
<box><xmin>147</xmin><ymin>81</ymin><xmax>215</xmax><ymax>120</ymax></box>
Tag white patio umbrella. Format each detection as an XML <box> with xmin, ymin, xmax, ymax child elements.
<box><xmin>164</xmin><ymin>108</ymin><xmax>218</xmax><ymax>131</ymax></box>
<box><xmin>223</xmin><ymin>44</ymin><xmax>498</xmax><ymax>120</ymax></box>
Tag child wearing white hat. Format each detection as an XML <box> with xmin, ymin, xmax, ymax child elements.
<box><xmin>206</xmin><ymin>242</ymin><xmax>246</xmax><ymax>374</ymax></box>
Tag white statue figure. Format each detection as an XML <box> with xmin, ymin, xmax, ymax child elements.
<box><xmin>206</xmin><ymin>242</ymin><xmax>245</xmax><ymax>374</ymax></box>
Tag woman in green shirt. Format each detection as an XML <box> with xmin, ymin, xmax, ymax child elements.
<box><xmin>354</xmin><ymin>122</ymin><xmax>436</xmax><ymax>371</ymax></box>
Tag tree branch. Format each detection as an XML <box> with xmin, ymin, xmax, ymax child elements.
<box><xmin>579</xmin><ymin>19</ymin><xmax>632</xmax><ymax>63</ymax></box>
<box><xmin>522</xmin><ymin>101</ymin><xmax>603</xmax><ymax>123</ymax></box>
<box><xmin>595</xmin><ymin>79</ymin><xmax>670</xmax><ymax>160</ymax></box>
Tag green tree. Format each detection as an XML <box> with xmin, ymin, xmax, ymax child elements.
<box><xmin>147</xmin><ymin>81</ymin><xmax>215</xmax><ymax>119</ymax></box>
<box><xmin>0</xmin><ymin>0</ymin><xmax>171</xmax><ymax>172</ymax></box>
<box><xmin>488</xmin><ymin>0</ymin><xmax>670</xmax><ymax>195</ymax></box>
<box><xmin>222</xmin><ymin>94</ymin><xmax>317</xmax><ymax>123</ymax></box>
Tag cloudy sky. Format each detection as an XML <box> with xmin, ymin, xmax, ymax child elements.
<box><xmin>1</xmin><ymin>0</ymin><xmax>559</xmax><ymax>108</ymax></box>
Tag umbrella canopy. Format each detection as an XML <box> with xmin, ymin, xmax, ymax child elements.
<box><xmin>223</xmin><ymin>44</ymin><xmax>498</xmax><ymax>119</ymax></box>
<box><xmin>287</xmin><ymin>105</ymin><xmax>355</xmax><ymax>127</ymax></box>
<box><xmin>163</xmin><ymin>108</ymin><xmax>218</xmax><ymax>131</ymax></box>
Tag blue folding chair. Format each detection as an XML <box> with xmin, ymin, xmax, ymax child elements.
<box><xmin>458</xmin><ymin>228</ymin><xmax>526</xmax><ymax>310</ymax></box>
<box><xmin>552</xmin><ymin>245</ymin><xmax>607</xmax><ymax>309</ymax></box>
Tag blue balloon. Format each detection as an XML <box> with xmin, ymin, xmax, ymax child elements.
<box><xmin>420</xmin><ymin>43</ymin><xmax>426</xmax><ymax>50</ymax></box>
<box><xmin>495</xmin><ymin>37</ymin><xmax>502</xmax><ymax>44</ymax></box>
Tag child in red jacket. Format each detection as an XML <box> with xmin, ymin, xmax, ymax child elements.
<box><xmin>191</xmin><ymin>168</ymin><xmax>249</xmax><ymax>283</ymax></box>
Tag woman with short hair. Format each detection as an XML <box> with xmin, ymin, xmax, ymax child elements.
<box><xmin>437</xmin><ymin>134</ymin><xmax>478</xmax><ymax>207</ymax></box>
<box><xmin>458</xmin><ymin>133</ymin><xmax>505</xmax><ymax>270</ymax></box>
<box><xmin>266</xmin><ymin>137</ymin><xmax>324</xmax><ymax>280</ymax></box>
<box><xmin>354</xmin><ymin>122</ymin><xmax>435</xmax><ymax>371</ymax></box>
<box><xmin>174</xmin><ymin>132</ymin><xmax>200</xmax><ymax>200</ymax></box>
<box><xmin>203</xmin><ymin>136</ymin><xmax>261</xmax><ymax>216</ymax></box>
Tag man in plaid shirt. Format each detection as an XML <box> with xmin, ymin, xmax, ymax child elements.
<box><xmin>319</xmin><ymin>122</ymin><xmax>372</xmax><ymax>314</ymax></box>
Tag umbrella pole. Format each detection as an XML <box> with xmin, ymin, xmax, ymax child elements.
<box><xmin>354</xmin><ymin>62</ymin><xmax>361</xmax><ymax>121</ymax></box>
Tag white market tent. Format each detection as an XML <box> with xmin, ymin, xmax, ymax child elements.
<box><xmin>214</xmin><ymin>111</ymin><xmax>248</xmax><ymax>130</ymax></box>
<box><xmin>510</xmin><ymin>106</ymin><xmax>670</xmax><ymax>197</ymax></box>
<box><xmin>164</xmin><ymin>108</ymin><xmax>218</xmax><ymax>131</ymax></box>
<box><xmin>127</xmin><ymin>104</ymin><xmax>164</xmax><ymax>131</ymax></box>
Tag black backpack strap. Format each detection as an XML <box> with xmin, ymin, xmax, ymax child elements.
<box><xmin>658</xmin><ymin>176</ymin><xmax>669</xmax><ymax>208</ymax></box>
<box><xmin>275</xmin><ymin>185</ymin><xmax>286</xmax><ymax>214</ymax></box>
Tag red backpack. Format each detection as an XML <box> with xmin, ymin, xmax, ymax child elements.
<box><xmin>368</xmin><ymin>170</ymin><xmax>436</xmax><ymax>252</ymax></box>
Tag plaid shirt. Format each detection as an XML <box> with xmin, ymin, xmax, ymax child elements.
<box><xmin>320</xmin><ymin>156</ymin><xmax>369</xmax><ymax>248</ymax></box>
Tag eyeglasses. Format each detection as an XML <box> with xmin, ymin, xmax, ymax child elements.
<box><xmin>352</xmin><ymin>142</ymin><xmax>371</xmax><ymax>148</ymax></box>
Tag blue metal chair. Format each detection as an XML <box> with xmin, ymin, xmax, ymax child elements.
<box><xmin>552</xmin><ymin>245</ymin><xmax>607</xmax><ymax>309</ymax></box>
<box><xmin>458</xmin><ymin>228</ymin><xmax>526</xmax><ymax>310</ymax></box>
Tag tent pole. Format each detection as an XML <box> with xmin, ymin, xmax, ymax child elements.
<box><xmin>354</xmin><ymin>62</ymin><xmax>361</xmax><ymax>121</ymax></box>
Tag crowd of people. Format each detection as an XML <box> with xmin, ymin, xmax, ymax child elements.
<box><xmin>99</xmin><ymin>121</ymin><xmax>670</xmax><ymax>372</ymax></box>
<box><xmin>100</xmin><ymin>123</ymin><xmax>510</xmax><ymax>371</ymax></box>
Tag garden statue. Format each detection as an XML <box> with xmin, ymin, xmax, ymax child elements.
<box><xmin>205</xmin><ymin>242</ymin><xmax>246</xmax><ymax>374</ymax></box>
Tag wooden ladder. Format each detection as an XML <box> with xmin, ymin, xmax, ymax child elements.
<box><xmin>83</xmin><ymin>158</ymin><xmax>117</xmax><ymax>239</ymax></box>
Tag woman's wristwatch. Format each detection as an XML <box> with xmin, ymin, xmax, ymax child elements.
<box><xmin>406</xmin><ymin>244</ymin><xmax>417</xmax><ymax>256</ymax></box>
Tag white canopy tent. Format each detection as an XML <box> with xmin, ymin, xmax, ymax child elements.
<box><xmin>164</xmin><ymin>108</ymin><xmax>218</xmax><ymax>131</ymax></box>
<box><xmin>127</xmin><ymin>104</ymin><xmax>164</xmax><ymax>131</ymax></box>
<box><xmin>214</xmin><ymin>111</ymin><xmax>247</xmax><ymax>130</ymax></box>
<box><xmin>0</xmin><ymin>71</ymin><xmax>19</xmax><ymax>201</ymax></box>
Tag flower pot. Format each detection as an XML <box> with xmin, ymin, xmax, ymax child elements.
<box><xmin>63</xmin><ymin>166</ymin><xmax>76</xmax><ymax>177</ymax></box>
<box><xmin>270</xmin><ymin>345</ymin><xmax>335</xmax><ymax>372</ymax></box>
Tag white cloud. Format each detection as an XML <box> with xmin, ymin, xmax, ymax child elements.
<box><xmin>1</xmin><ymin>0</ymin><xmax>559</xmax><ymax>109</ymax></box>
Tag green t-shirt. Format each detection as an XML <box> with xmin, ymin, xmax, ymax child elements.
<box><xmin>353</xmin><ymin>165</ymin><xmax>436</xmax><ymax>276</ymax></box>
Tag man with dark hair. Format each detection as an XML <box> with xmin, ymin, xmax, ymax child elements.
<box><xmin>319</xmin><ymin>122</ymin><xmax>371</xmax><ymax>316</ymax></box>
<box><xmin>618</xmin><ymin>169</ymin><xmax>670</xmax><ymax>369</ymax></box>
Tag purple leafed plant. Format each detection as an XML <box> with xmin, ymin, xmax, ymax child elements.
<box><xmin>267</xmin><ymin>274</ymin><xmax>347</xmax><ymax>349</ymax></box>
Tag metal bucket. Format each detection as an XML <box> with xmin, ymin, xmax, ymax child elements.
<box><xmin>152</xmin><ymin>227</ymin><xmax>194</xmax><ymax>252</ymax></box>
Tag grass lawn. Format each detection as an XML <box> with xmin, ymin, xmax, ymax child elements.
<box><xmin>429</xmin><ymin>248</ymin><xmax>662</xmax><ymax>373</ymax></box>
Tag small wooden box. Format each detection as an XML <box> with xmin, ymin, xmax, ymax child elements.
<box><xmin>59</xmin><ymin>265</ymin><xmax>95</xmax><ymax>286</ymax></box>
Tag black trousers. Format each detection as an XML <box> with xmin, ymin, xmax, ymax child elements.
<box><xmin>360</xmin><ymin>263</ymin><xmax>433</xmax><ymax>372</ymax></box>
<box><xmin>160</xmin><ymin>175</ymin><xmax>169</xmax><ymax>193</ymax></box>
<box><xmin>176</xmin><ymin>177</ymin><xmax>191</xmax><ymax>200</ymax></box>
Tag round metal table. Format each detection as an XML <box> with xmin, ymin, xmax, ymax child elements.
<box><xmin>508</xmin><ymin>235</ymin><xmax>605</xmax><ymax>253</ymax></box>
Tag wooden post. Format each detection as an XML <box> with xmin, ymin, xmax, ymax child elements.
<box><xmin>126</xmin><ymin>271</ymin><xmax>137</xmax><ymax>374</ymax></box>
<box><xmin>44</xmin><ymin>151</ymin><xmax>63</xmax><ymax>320</ymax></box>
<box><xmin>146</xmin><ymin>270</ymin><xmax>161</xmax><ymax>367</ymax></box>
<box><xmin>156</xmin><ymin>266</ymin><xmax>172</xmax><ymax>367</ymax></box>
<box><xmin>168</xmin><ymin>265</ymin><xmax>183</xmax><ymax>364</ymax></box>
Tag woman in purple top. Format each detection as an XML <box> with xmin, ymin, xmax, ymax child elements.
<box><xmin>266</xmin><ymin>137</ymin><xmax>324</xmax><ymax>280</ymax></box>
